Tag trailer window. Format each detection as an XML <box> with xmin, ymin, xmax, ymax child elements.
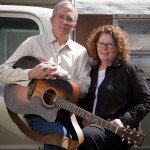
<box><xmin>0</xmin><ymin>17</ymin><xmax>39</xmax><ymax>64</ymax></box>
<box><xmin>114</xmin><ymin>18</ymin><xmax>150</xmax><ymax>79</ymax></box>
<box><xmin>117</xmin><ymin>19</ymin><xmax>150</xmax><ymax>51</ymax></box>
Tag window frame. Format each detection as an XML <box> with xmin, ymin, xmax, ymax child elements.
<box><xmin>113</xmin><ymin>15</ymin><xmax>150</xmax><ymax>79</ymax></box>
<box><xmin>0</xmin><ymin>13</ymin><xmax>45</xmax><ymax>63</ymax></box>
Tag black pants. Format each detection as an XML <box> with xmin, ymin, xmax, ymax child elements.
<box><xmin>78</xmin><ymin>125</ymin><xmax>133</xmax><ymax>150</ymax></box>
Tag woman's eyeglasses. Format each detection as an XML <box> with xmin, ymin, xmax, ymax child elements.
<box><xmin>97</xmin><ymin>42</ymin><xmax>115</xmax><ymax>49</ymax></box>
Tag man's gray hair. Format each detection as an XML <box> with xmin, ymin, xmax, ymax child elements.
<box><xmin>52</xmin><ymin>0</ymin><xmax>78</xmax><ymax>22</ymax></box>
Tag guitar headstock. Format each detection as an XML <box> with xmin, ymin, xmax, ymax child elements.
<box><xmin>116</xmin><ymin>127</ymin><xmax>145</xmax><ymax>146</ymax></box>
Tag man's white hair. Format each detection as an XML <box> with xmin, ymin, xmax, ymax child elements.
<box><xmin>52</xmin><ymin>0</ymin><xmax>78</xmax><ymax>22</ymax></box>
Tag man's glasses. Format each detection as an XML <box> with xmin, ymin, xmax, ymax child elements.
<box><xmin>55</xmin><ymin>14</ymin><xmax>74</xmax><ymax>24</ymax></box>
<box><xmin>97</xmin><ymin>42</ymin><xmax>115</xmax><ymax>49</ymax></box>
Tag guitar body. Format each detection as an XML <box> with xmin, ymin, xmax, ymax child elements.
<box><xmin>4</xmin><ymin>56</ymin><xmax>79</xmax><ymax>122</ymax></box>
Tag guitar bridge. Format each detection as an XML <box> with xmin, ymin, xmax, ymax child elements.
<box><xmin>27</xmin><ymin>79</ymin><xmax>37</xmax><ymax>100</ymax></box>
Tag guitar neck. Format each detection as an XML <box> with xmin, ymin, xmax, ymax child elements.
<box><xmin>56</xmin><ymin>96</ymin><xmax>118</xmax><ymax>134</ymax></box>
<box><xmin>55</xmin><ymin>96</ymin><xmax>146</xmax><ymax>147</ymax></box>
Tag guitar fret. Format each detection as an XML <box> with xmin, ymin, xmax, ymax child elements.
<box><xmin>84</xmin><ymin>112</ymin><xmax>91</xmax><ymax>121</ymax></box>
<box><xmin>73</xmin><ymin>105</ymin><xmax>79</xmax><ymax>114</ymax></box>
<box><xmin>63</xmin><ymin>100</ymin><xmax>70</xmax><ymax>110</ymax></box>
<box><xmin>56</xmin><ymin>98</ymin><xmax>61</xmax><ymax>108</ymax></box>
<box><xmin>87</xmin><ymin>113</ymin><xmax>95</xmax><ymax>122</ymax></box>
<box><xmin>102</xmin><ymin>120</ymin><xmax>108</xmax><ymax>128</ymax></box>
<box><xmin>88</xmin><ymin>113</ymin><xmax>94</xmax><ymax>123</ymax></box>
<box><xmin>78</xmin><ymin>109</ymin><xmax>85</xmax><ymax>117</ymax></box>
<box><xmin>57</xmin><ymin>97</ymin><xmax>65</xmax><ymax>109</ymax></box>
<box><xmin>70</xmin><ymin>104</ymin><xmax>75</xmax><ymax>113</ymax></box>
<box><xmin>86</xmin><ymin>114</ymin><xmax>116</xmax><ymax>132</ymax></box>
<box><xmin>109</xmin><ymin>124</ymin><xmax>116</xmax><ymax>133</ymax></box>
<box><xmin>84</xmin><ymin>112</ymin><xmax>90</xmax><ymax>120</ymax></box>
<box><xmin>97</xmin><ymin>119</ymin><xmax>103</xmax><ymax>127</ymax></box>
<box><xmin>91</xmin><ymin>115</ymin><xmax>99</xmax><ymax>124</ymax></box>
<box><xmin>105</xmin><ymin>121</ymin><xmax>109</xmax><ymax>128</ymax></box>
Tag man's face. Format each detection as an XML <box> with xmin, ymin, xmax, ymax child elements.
<box><xmin>50</xmin><ymin>4</ymin><xmax>76</xmax><ymax>37</ymax></box>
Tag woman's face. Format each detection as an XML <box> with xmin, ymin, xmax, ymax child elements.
<box><xmin>97</xmin><ymin>33</ymin><xmax>118</xmax><ymax>65</ymax></box>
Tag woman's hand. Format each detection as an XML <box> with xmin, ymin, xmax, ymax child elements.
<box><xmin>110</xmin><ymin>119</ymin><xmax>124</xmax><ymax>127</ymax></box>
<box><xmin>82</xmin><ymin>119</ymin><xmax>91</xmax><ymax>127</ymax></box>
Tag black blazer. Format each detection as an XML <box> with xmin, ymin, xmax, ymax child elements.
<box><xmin>78</xmin><ymin>60</ymin><xmax>150</xmax><ymax>130</ymax></box>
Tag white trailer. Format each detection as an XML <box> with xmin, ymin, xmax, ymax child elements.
<box><xmin>0</xmin><ymin>1</ymin><xmax>150</xmax><ymax>149</ymax></box>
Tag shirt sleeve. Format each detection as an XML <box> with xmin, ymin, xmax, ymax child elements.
<box><xmin>72</xmin><ymin>52</ymin><xmax>91</xmax><ymax>98</ymax></box>
<box><xmin>0</xmin><ymin>38</ymin><xmax>33</xmax><ymax>86</ymax></box>
<box><xmin>120</xmin><ymin>64</ymin><xmax>150</xmax><ymax>129</ymax></box>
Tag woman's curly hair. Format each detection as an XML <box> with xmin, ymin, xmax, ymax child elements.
<box><xmin>86</xmin><ymin>25</ymin><xmax>130</xmax><ymax>64</ymax></box>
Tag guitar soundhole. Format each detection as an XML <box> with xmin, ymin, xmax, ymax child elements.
<box><xmin>43</xmin><ymin>89</ymin><xmax>57</xmax><ymax>106</ymax></box>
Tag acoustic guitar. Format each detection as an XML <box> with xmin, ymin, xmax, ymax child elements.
<box><xmin>4</xmin><ymin>56</ymin><xmax>145</xmax><ymax>147</ymax></box>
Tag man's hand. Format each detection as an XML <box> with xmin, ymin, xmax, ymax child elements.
<box><xmin>50</xmin><ymin>66</ymin><xmax>69</xmax><ymax>79</ymax></box>
<box><xmin>28</xmin><ymin>62</ymin><xmax>69</xmax><ymax>80</ymax></box>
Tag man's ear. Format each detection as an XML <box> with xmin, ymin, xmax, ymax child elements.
<box><xmin>72</xmin><ymin>23</ymin><xmax>77</xmax><ymax>31</ymax></box>
<box><xmin>50</xmin><ymin>16</ymin><xmax>53</xmax><ymax>24</ymax></box>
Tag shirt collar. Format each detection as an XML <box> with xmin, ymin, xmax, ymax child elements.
<box><xmin>111</xmin><ymin>58</ymin><xmax>122</xmax><ymax>67</ymax></box>
<box><xmin>67</xmin><ymin>38</ymin><xmax>74</xmax><ymax>51</ymax></box>
<box><xmin>96</xmin><ymin>58</ymin><xmax>122</xmax><ymax>70</ymax></box>
<box><xmin>47</xmin><ymin>31</ymin><xmax>73</xmax><ymax>51</ymax></box>
<box><xmin>48</xmin><ymin>30</ymin><xmax>57</xmax><ymax>44</ymax></box>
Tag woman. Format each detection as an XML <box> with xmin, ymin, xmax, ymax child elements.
<box><xmin>78</xmin><ymin>25</ymin><xmax>150</xmax><ymax>150</ymax></box>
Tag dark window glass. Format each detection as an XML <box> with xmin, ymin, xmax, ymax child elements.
<box><xmin>0</xmin><ymin>17</ymin><xmax>39</xmax><ymax>63</ymax></box>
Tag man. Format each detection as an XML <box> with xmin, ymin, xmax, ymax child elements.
<box><xmin>0</xmin><ymin>1</ymin><xmax>91</xmax><ymax>149</ymax></box>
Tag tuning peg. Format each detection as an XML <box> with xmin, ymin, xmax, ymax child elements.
<box><xmin>134</xmin><ymin>141</ymin><xmax>137</xmax><ymax>145</ymax></box>
<box><xmin>127</xmin><ymin>125</ymin><xmax>130</xmax><ymax>129</ymax></box>
<box><xmin>133</xmin><ymin>128</ymin><xmax>136</xmax><ymax>131</ymax></box>
<box><xmin>128</xmin><ymin>137</ymin><xmax>131</xmax><ymax>141</ymax></box>
<box><xmin>122</xmin><ymin>138</ymin><xmax>125</xmax><ymax>141</ymax></box>
<box><xmin>128</xmin><ymin>141</ymin><xmax>131</xmax><ymax>144</ymax></box>
<box><xmin>134</xmin><ymin>143</ymin><xmax>137</xmax><ymax>147</ymax></box>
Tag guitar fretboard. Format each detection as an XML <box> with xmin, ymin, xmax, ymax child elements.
<box><xmin>56</xmin><ymin>96</ymin><xmax>118</xmax><ymax>134</ymax></box>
